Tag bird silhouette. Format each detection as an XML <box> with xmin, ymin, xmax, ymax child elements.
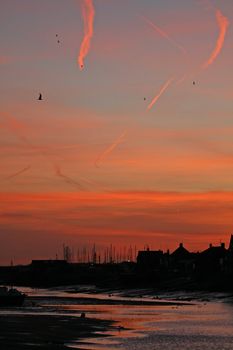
<box><xmin>193</xmin><ymin>81</ymin><xmax>196</xmax><ymax>85</ymax></box>
<box><xmin>38</xmin><ymin>93</ymin><xmax>42</xmax><ymax>101</ymax></box>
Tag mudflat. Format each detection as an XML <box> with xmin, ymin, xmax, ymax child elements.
<box><xmin>0</xmin><ymin>313</ymin><xmax>113</xmax><ymax>350</ymax></box>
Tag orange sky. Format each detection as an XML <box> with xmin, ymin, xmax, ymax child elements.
<box><xmin>0</xmin><ymin>0</ymin><xmax>233</xmax><ymax>264</ymax></box>
<box><xmin>1</xmin><ymin>190</ymin><xmax>233</xmax><ymax>265</ymax></box>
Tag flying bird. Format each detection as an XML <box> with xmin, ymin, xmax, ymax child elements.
<box><xmin>193</xmin><ymin>81</ymin><xmax>196</xmax><ymax>85</ymax></box>
<box><xmin>55</xmin><ymin>34</ymin><xmax>61</xmax><ymax>44</ymax></box>
<box><xmin>144</xmin><ymin>97</ymin><xmax>146</xmax><ymax>101</ymax></box>
<box><xmin>38</xmin><ymin>93</ymin><xmax>42</xmax><ymax>101</ymax></box>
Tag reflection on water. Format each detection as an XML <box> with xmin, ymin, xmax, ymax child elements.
<box><xmin>2</xmin><ymin>287</ymin><xmax>233</xmax><ymax>350</ymax></box>
<box><xmin>64</xmin><ymin>302</ymin><xmax>233</xmax><ymax>350</ymax></box>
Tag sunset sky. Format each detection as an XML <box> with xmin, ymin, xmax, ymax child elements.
<box><xmin>1</xmin><ymin>0</ymin><xmax>233</xmax><ymax>265</ymax></box>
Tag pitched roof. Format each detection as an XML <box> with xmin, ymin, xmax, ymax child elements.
<box><xmin>200</xmin><ymin>244</ymin><xmax>226</xmax><ymax>259</ymax></box>
<box><xmin>171</xmin><ymin>243</ymin><xmax>191</xmax><ymax>260</ymax></box>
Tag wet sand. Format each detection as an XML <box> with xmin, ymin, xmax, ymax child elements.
<box><xmin>0</xmin><ymin>313</ymin><xmax>113</xmax><ymax>350</ymax></box>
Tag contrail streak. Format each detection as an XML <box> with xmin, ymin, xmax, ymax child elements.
<box><xmin>78</xmin><ymin>0</ymin><xmax>95</xmax><ymax>70</ymax></box>
<box><xmin>175</xmin><ymin>74</ymin><xmax>188</xmax><ymax>86</ymax></box>
<box><xmin>202</xmin><ymin>9</ymin><xmax>229</xmax><ymax>69</ymax></box>
<box><xmin>1</xmin><ymin>113</ymin><xmax>94</xmax><ymax>191</ymax></box>
<box><xmin>5</xmin><ymin>165</ymin><xmax>31</xmax><ymax>180</ymax></box>
<box><xmin>54</xmin><ymin>164</ymin><xmax>85</xmax><ymax>189</ymax></box>
<box><xmin>142</xmin><ymin>15</ymin><xmax>187</xmax><ymax>55</ymax></box>
<box><xmin>147</xmin><ymin>78</ymin><xmax>173</xmax><ymax>111</ymax></box>
<box><xmin>95</xmin><ymin>130</ymin><xmax>127</xmax><ymax>168</ymax></box>
<box><xmin>1</xmin><ymin>114</ymin><xmax>70</xmax><ymax>164</ymax></box>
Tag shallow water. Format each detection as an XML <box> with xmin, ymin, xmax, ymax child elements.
<box><xmin>2</xmin><ymin>287</ymin><xmax>233</xmax><ymax>350</ymax></box>
<box><xmin>64</xmin><ymin>302</ymin><xmax>233</xmax><ymax>350</ymax></box>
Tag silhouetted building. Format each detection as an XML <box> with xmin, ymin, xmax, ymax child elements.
<box><xmin>227</xmin><ymin>235</ymin><xmax>233</xmax><ymax>273</ymax></box>
<box><xmin>30</xmin><ymin>260</ymin><xmax>68</xmax><ymax>269</ymax></box>
<box><xmin>137</xmin><ymin>249</ymin><xmax>164</xmax><ymax>271</ymax></box>
<box><xmin>4</xmin><ymin>234</ymin><xmax>233</xmax><ymax>291</ymax></box>
<box><xmin>170</xmin><ymin>243</ymin><xmax>196</xmax><ymax>274</ymax></box>
<box><xmin>197</xmin><ymin>243</ymin><xmax>227</xmax><ymax>276</ymax></box>
<box><xmin>171</xmin><ymin>243</ymin><xmax>190</xmax><ymax>260</ymax></box>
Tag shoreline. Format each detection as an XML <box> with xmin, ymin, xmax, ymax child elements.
<box><xmin>0</xmin><ymin>313</ymin><xmax>114</xmax><ymax>350</ymax></box>
<box><xmin>0</xmin><ymin>288</ymin><xmax>196</xmax><ymax>350</ymax></box>
<box><xmin>27</xmin><ymin>295</ymin><xmax>193</xmax><ymax>306</ymax></box>
<box><xmin>1</xmin><ymin>287</ymin><xmax>231</xmax><ymax>350</ymax></box>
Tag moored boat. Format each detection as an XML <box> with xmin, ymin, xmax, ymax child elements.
<box><xmin>0</xmin><ymin>287</ymin><xmax>25</xmax><ymax>307</ymax></box>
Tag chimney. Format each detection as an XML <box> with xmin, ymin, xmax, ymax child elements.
<box><xmin>209</xmin><ymin>243</ymin><xmax>212</xmax><ymax>248</ymax></box>
<box><xmin>221</xmin><ymin>243</ymin><xmax>225</xmax><ymax>249</ymax></box>
<box><xmin>179</xmin><ymin>243</ymin><xmax>183</xmax><ymax>248</ymax></box>
<box><xmin>229</xmin><ymin>234</ymin><xmax>233</xmax><ymax>251</ymax></box>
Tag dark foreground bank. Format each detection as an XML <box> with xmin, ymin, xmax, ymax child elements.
<box><xmin>0</xmin><ymin>313</ymin><xmax>113</xmax><ymax>350</ymax></box>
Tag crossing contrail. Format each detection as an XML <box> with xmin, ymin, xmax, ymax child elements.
<box><xmin>142</xmin><ymin>15</ymin><xmax>187</xmax><ymax>55</ymax></box>
<box><xmin>1</xmin><ymin>113</ymin><xmax>97</xmax><ymax>191</ymax></box>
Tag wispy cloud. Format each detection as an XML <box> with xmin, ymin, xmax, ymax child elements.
<box><xmin>1</xmin><ymin>190</ymin><xmax>233</xmax><ymax>255</ymax></box>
